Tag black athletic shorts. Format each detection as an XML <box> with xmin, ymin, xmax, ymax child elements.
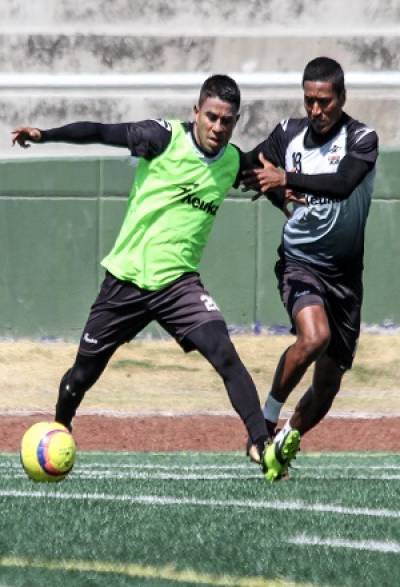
<box><xmin>78</xmin><ymin>271</ymin><xmax>225</xmax><ymax>356</ymax></box>
<box><xmin>275</xmin><ymin>257</ymin><xmax>363</xmax><ymax>370</ymax></box>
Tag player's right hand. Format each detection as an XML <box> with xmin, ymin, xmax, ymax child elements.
<box><xmin>11</xmin><ymin>127</ymin><xmax>42</xmax><ymax>148</ymax></box>
<box><xmin>242</xmin><ymin>152</ymin><xmax>287</xmax><ymax>194</ymax></box>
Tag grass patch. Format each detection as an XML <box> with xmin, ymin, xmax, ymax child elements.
<box><xmin>1</xmin><ymin>451</ymin><xmax>400</xmax><ymax>587</ymax></box>
<box><xmin>110</xmin><ymin>359</ymin><xmax>200</xmax><ymax>372</ymax></box>
<box><xmin>2</xmin><ymin>334</ymin><xmax>400</xmax><ymax>414</ymax></box>
<box><xmin>110</xmin><ymin>359</ymin><xmax>155</xmax><ymax>370</ymax></box>
<box><xmin>349</xmin><ymin>363</ymin><xmax>388</xmax><ymax>383</ymax></box>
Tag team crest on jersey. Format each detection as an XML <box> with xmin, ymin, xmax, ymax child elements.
<box><xmin>328</xmin><ymin>144</ymin><xmax>341</xmax><ymax>165</ymax></box>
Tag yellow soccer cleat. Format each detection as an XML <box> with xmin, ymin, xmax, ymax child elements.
<box><xmin>263</xmin><ymin>429</ymin><xmax>301</xmax><ymax>481</ymax></box>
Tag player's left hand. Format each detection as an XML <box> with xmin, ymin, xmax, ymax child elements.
<box><xmin>282</xmin><ymin>189</ymin><xmax>307</xmax><ymax>218</ymax></box>
<box><xmin>285</xmin><ymin>190</ymin><xmax>306</xmax><ymax>205</ymax></box>
<box><xmin>242</xmin><ymin>152</ymin><xmax>287</xmax><ymax>194</ymax></box>
<box><xmin>11</xmin><ymin>127</ymin><xmax>42</xmax><ymax>148</ymax></box>
<box><xmin>282</xmin><ymin>190</ymin><xmax>303</xmax><ymax>218</ymax></box>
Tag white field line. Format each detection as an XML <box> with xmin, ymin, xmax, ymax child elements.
<box><xmin>41</xmin><ymin>462</ymin><xmax>400</xmax><ymax>471</ymax></box>
<box><xmin>3</xmin><ymin>471</ymin><xmax>400</xmax><ymax>481</ymax></box>
<box><xmin>3</xmin><ymin>457</ymin><xmax>400</xmax><ymax>474</ymax></box>
<box><xmin>1</xmin><ymin>472</ymin><xmax>261</xmax><ymax>481</ymax></box>
<box><xmin>3</xmin><ymin>461</ymin><xmax>400</xmax><ymax>472</ymax></box>
<box><xmin>1</xmin><ymin>462</ymin><xmax>254</xmax><ymax>470</ymax></box>
<box><xmin>290</xmin><ymin>473</ymin><xmax>400</xmax><ymax>481</ymax></box>
<box><xmin>57</xmin><ymin>463</ymin><xmax>400</xmax><ymax>472</ymax></box>
<box><xmin>90</xmin><ymin>471</ymin><xmax>400</xmax><ymax>481</ymax></box>
<box><xmin>3</xmin><ymin>462</ymin><xmax>400</xmax><ymax>481</ymax></box>
<box><xmin>296</xmin><ymin>452</ymin><xmax>400</xmax><ymax>459</ymax></box>
<box><xmin>1</xmin><ymin>490</ymin><xmax>400</xmax><ymax>520</ymax></box>
<box><xmin>2</xmin><ymin>457</ymin><xmax>400</xmax><ymax>470</ymax></box>
<box><xmin>54</xmin><ymin>471</ymin><xmax>400</xmax><ymax>481</ymax></box>
<box><xmin>0</xmin><ymin>451</ymin><xmax>398</xmax><ymax>459</ymax></box>
<box><xmin>2</xmin><ymin>462</ymin><xmax>400</xmax><ymax>481</ymax></box>
<box><xmin>294</xmin><ymin>464</ymin><xmax>400</xmax><ymax>470</ymax></box>
<box><xmin>289</xmin><ymin>535</ymin><xmax>400</xmax><ymax>554</ymax></box>
<box><xmin>3</xmin><ymin>461</ymin><xmax>400</xmax><ymax>471</ymax></box>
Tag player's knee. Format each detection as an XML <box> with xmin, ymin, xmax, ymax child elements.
<box><xmin>297</xmin><ymin>330</ymin><xmax>330</xmax><ymax>361</ymax></box>
<box><xmin>75</xmin><ymin>352</ymin><xmax>111</xmax><ymax>389</ymax></box>
<box><xmin>59</xmin><ymin>367</ymin><xmax>86</xmax><ymax>401</ymax></box>
<box><xmin>69</xmin><ymin>368</ymin><xmax>90</xmax><ymax>394</ymax></box>
<box><xmin>60</xmin><ymin>355</ymin><xmax>104</xmax><ymax>398</ymax></box>
<box><xmin>210</xmin><ymin>336</ymin><xmax>238</xmax><ymax>376</ymax></box>
<box><xmin>186</xmin><ymin>321</ymin><xmax>241</xmax><ymax>377</ymax></box>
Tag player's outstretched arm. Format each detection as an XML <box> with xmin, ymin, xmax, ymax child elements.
<box><xmin>12</xmin><ymin>120</ymin><xmax>172</xmax><ymax>157</ymax></box>
<box><xmin>12</xmin><ymin>127</ymin><xmax>42</xmax><ymax>148</ymax></box>
<box><xmin>13</xmin><ymin>122</ymin><xmax>131</xmax><ymax>149</ymax></box>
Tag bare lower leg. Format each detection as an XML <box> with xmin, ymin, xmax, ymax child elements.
<box><xmin>290</xmin><ymin>354</ymin><xmax>344</xmax><ymax>435</ymax></box>
<box><xmin>269</xmin><ymin>305</ymin><xmax>331</xmax><ymax>405</ymax></box>
<box><xmin>270</xmin><ymin>344</ymin><xmax>315</xmax><ymax>404</ymax></box>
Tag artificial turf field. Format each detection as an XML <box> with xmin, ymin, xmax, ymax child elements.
<box><xmin>1</xmin><ymin>451</ymin><xmax>400</xmax><ymax>586</ymax></box>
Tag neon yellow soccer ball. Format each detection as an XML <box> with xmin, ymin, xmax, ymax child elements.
<box><xmin>20</xmin><ymin>421</ymin><xmax>76</xmax><ymax>482</ymax></box>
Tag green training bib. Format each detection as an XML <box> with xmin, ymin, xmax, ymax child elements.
<box><xmin>102</xmin><ymin>120</ymin><xmax>240</xmax><ymax>290</ymax></box>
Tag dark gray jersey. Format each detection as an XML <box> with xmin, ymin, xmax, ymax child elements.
<box><xmin>255</xmin><ymin>114</ymin><xmax>378</xmax><ymax>274</ymax></box>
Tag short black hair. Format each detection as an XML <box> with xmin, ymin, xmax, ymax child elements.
<box><xmin>198</xmin><ymin>74</ymin><xmax>241</xmax><ymax>111</ymax></box>
<box><xmin>302</xmin><ymin>57</ymin><xmax>345</xmax><ymax>96</ymax></box>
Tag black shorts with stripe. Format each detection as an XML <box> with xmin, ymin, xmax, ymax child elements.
<box><xmin>275</xmin><ymin>257</ymin><xmax>363</xmax><ymax>370</ymax></box>
<box><xmin>78</xmin><ymin>271</ymin><xmax>225</xmax><ymax>356</ymax></box>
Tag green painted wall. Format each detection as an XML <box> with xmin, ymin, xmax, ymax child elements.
<box><xmin>1</xmin><ymin>152</ymin><xmax>399</xmax><ymax>338</ymax></box>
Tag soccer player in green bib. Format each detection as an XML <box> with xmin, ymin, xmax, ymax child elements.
<box><xmin>12</xmin><ymin>75</ymin><xmax>269</xmax><ymax>463</ymax></box>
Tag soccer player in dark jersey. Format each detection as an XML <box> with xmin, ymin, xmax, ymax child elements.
<box><xmin>242</xmin><ymin>57</ymin><xmax>379</xmax><ymax>480</ymax></box>
<box><xmin>12</xmin><ymin>75</ymin><xmax>270</xmax><ymax>466</ymax></box>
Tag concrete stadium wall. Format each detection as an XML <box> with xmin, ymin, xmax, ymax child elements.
<box><xmin>5</xmin><ymin>89</ymin><xmax>400</xmax><ymax>155</ymax></box>
<box><xmin>1</xmin><ymin>152</ymin><xmax>399</xmax><ymax>338</ymax></box>
<box><xmin>1</xmin><ymin>0</ymin><xmax>399</xmax><ymax>28</ymax></box>
<box><xmin>2</xmin><ymin>34</ymin><xmax>400</xmax><ymax>74</ymax></box>
<box><xmin>1</xmin><ymin>0</ymin><xmax>400</xmax><ymax>157</ymax></box>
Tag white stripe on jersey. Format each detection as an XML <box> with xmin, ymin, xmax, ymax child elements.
<box><xmin>353</xmin><ymin>126</ymin><xmax>374</xmax><ymax>144</ymax></box>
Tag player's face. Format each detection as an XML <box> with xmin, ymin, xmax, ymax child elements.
<box><xmin>303</xmin><ymin>80</ymin><xmax>345</xmax><ymax>135</ymax></box>
<box><xmin>193</xmin><ymin>96</ymin><xmax>239</xmax><ymax>155</ymax></box>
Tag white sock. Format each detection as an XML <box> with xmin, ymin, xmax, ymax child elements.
<box><xmin>274</xmin><ymin>421</ymin><xmax>292</xmax><ymax>444</ymax></box>
<box><xmin>263</xmin><ymin>394</ymin><xmax>283</xmax><ymax>423</ymax></box>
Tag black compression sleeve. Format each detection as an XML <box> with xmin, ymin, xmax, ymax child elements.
<box><xmin>286</xmin><ymin>155</ymin><xmax>372</xmax><ymax>200</ymax></box>
<box><xmin>184</xmin><ymin>322</ymin><xmax>268</xmax><ymax>444</ymax></box>
<box><xmin>40</xmin><ymin>122</ymin><xmax>130</xmax><ymax>147</ymax></box>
